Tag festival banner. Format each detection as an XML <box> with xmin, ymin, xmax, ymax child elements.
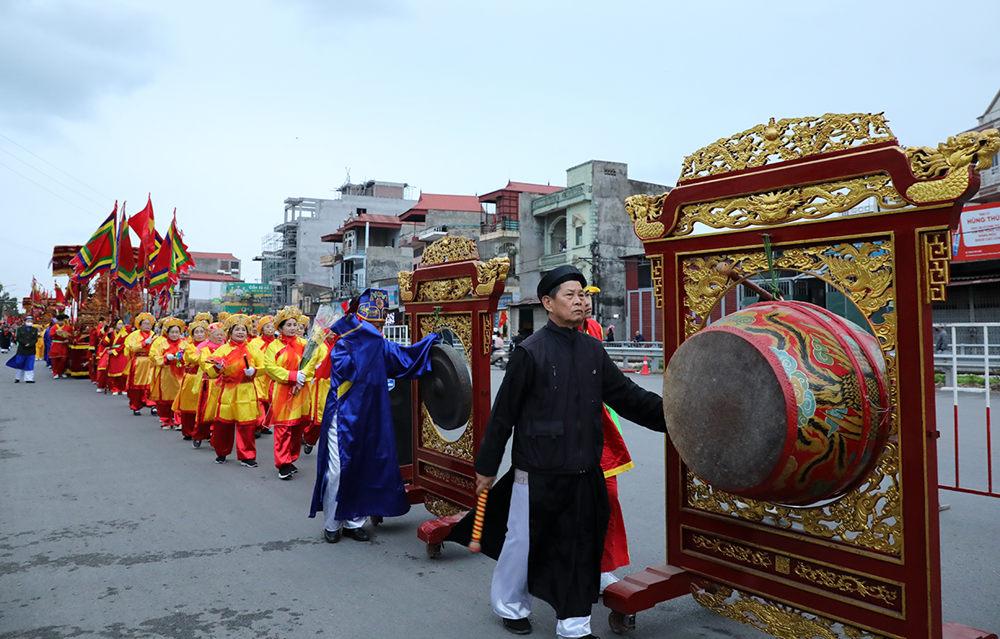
<box><xmin>952</xmin><ymin>202</ymin><xmax>1000</xmax><ymax>262</ymax></box>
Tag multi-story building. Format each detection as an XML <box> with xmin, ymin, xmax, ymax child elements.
<box><xmin>478</xmin><ymin>182</ymin><xmax>562</xmax><ymax>313</ymax></box>
<box><xmin>398</xmin><ymin>193</ymin><xmax>485</xmax><ymax>268</ymax></box>
<box><xmin>321</xmin><ymin>212</ymin><xmax>411</xmax><ymax>305</ymax></box>
<box><xmin>507</xmin><ymin>160</ymin><xmax>671</xmax><ymax>336</ymax></box>
<box><xmin>259</xmin><ymin>181</ymin><xmax>416</xmax><ymax>310</ymax></box>
<box><xmin>932</xmin><ymin>90</ymin><xmax>1000</xmax><ymax>323</ymax></box>
<box><xmin>175</xmin><ymin>251</ymin><xmax>243</xmax><ymax>317</ymax></box>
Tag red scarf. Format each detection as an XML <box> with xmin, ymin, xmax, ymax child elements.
<box><xmin>276</xmin><ymin>334</ymin><xmax>303</xmax><ymax>369</ymax></box>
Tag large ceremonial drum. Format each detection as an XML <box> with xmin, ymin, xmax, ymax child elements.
<box><xmin>663</xmin><ymin>300</ymin><xmax>889</xmax><ymax>506</ymax></box>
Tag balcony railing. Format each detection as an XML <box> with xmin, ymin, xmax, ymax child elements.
<box><xmin>532</xmin><ymin>183</ymin><xmax>590</xmax><ymax>216</ymax></box>
<box><xmin>480</xmin><ymin>219</ymin><xmax>520</xmax><ymax>234</ymax></box>
<box><xmin>539</xmin><ymin>252</ymin><xmax>568</xmax><ymax>269</ymax></box>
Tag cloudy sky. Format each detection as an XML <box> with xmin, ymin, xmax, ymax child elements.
<box><xmin>1</xmin><ymin>0</ymin><xmax>996</xmax><ymax>302</ymax></box>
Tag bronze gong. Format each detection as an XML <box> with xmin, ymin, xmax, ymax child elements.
<box><xmin>420</xmin><ymin>341</ymin><xmax>474</xmax><ymax>431</ymax></box>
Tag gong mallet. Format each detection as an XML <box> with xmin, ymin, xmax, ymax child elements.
<box><xmin>715</xmin><ymin>262</ymin><xmax>782</xmax><ymax>302</ymax></box>
<box><xmin>469</xmin><ymin>488</ymin><xmax>489</xmax><ymax>553</ymax></box>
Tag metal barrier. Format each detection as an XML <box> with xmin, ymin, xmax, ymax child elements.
<box><xmin>604</xmin><ymin>346</ymin><xmax>663</xmax><ymax>371</ymax></box>
<box><xmin>937</xmin><ymin>323</ymin><xmax>1000</xmax><ymax>498</ymax></box>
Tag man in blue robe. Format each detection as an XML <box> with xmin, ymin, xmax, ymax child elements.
<box><xmin>309</xmin><ymin>289</ymin><xmax>438</xmax><ymax>543</ymax></box>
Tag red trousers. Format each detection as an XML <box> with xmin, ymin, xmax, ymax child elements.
<box><xmin>156</xmin><ymin>401</ymin><xmax>177</xmax><ymax>427</ymax></box>
<box><xmin>302</xmin><ymin>419</ymin><xmax>321</xmax><ymax>446</ymax></box>
<box><xmin>96</xmin><ymin>368</ymin><xmax>108</xmax><ymax>390</ymax></box>
<box><xmin>89</xmin><ymin>352</ymin><xmax>98</xmax><ymax>382</ymax></box>
<box><xmin>211</xmin><ymin>421</ymin><xmax>257</xmax><ymax>460</ymax></box>
<box><xmin>128</xmin><ymin>387</ymin><xmax>153</xmax><ymax>411</ymax></box>
<box><xmin>273</xmin><ymin>420</ymin><xmax>305</xmax><ymax>468</ymax></box>
<box><xmin>51</xmin><ymin>357</ymin><xmax>67</xmax><ymax>376</ymax></box>
<box><xmin>107</xmin><ymin>375</ymin><xmax>127</xmax><ymax>393</ymax></box>
<box><xmin>601</xmin><ymin>475</ymin><xmax>630</xmax><ymax>572</ymax></box>
<box><xmin>192</xmin><ymin>418</ymin><xmax>212</xmax><ymax>442</ymax></box>
<box><xmin>179</xmin><ymin>412</ymin><xmax>196</xmax><ymax>438</ymax></box>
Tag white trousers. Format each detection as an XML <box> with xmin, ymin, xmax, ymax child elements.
<box><xmin>491</xmin><ymin>470</ymin><xmax>591</xmax><ymax>638</ymax></box>
<box><xmin>322</xmin><ymin>411</ymin><xmax>365</xmax><ymax>532</ymax></box>
<box><xmin>14</xmin><ymin>368</ymin><xmax>34</xmax><ymax>382</ymax></box>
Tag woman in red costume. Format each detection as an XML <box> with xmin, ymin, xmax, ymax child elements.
<box><xmin>171</xmin><ymin>320</ymin><xmax>208</xmax><ymax>441</ymax></box>
<box><xmin>263</xmin><ymin>306</ymin><xmax>315</xmax><ymax>480</ymax></box>
<box><xmin>149</xmin><ymin>318</ymin><xmax>188</xmax><ymax>430</ymax></box>
<box><xmin>49</xmin><ymin>317</ymin><xmax>73</xmax><ymax>378</ymax></box>
<box><xmin>191</xmin><ymin>323</ymin><xmax>226</xmax><ymax>449</ymax></box>
<box><xmin>580</xmin><ymin>286</ymin><xmax>634</xmax><ymax>592</ymax></box>
<box><xmin>125</xmin><ymin>313</ymin><xmax>157</xmax><ymax>416</ymax></box>
<box><xmin>105</xmin><ymin>320</ymin><xmax>129</xmax><ymax>395</ymax></box>
<box><xmin>203</xmin><ymin>314</ymin><xmax>263</xmax><ymax>466</ymax></box>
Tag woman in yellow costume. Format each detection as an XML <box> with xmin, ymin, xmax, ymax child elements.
<box><xmin>303</xmin><ymin>326</ymin><xmax>338</xmax><ymax>455</ymax></box>
<box><xmin>149</xmin><ymin>318</ymin><xmax>188</xmax><ymax>430</ymax></box>
<box><xmin>172</xmin><ymin>319</ymin><xmax>209</xmax><ymax>441</ymax></box>
<box><xmin>191</xmin><ymin>323</ymin><xmax>226</xmax><ymax>449</ymax></box>
<box><xmin>203</xmin><ymin>314</ymin><xmax>263</xmax><ymax>466</ymax></box>
<box><xmin>248</xmin><ymin>315</ymin><xmax>276</xmax><ymax>436</ymax></box>
<box><xmin>125</xmin><ymin>313</ymin><xmax>157</xmax><ymax>416</ymax></box>
<box><xmin>263</xmin><ymin>306</ymin><xmax>315</xmax><ymax>480</ymax></box>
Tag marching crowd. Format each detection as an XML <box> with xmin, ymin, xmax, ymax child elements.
<box><xmin>15</xmin><ymin>307</ymin><xmax>335</xmax><ymax>480</ymax></box>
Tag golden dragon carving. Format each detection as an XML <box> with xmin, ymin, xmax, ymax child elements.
<box><xmin>905</xmin><ymin>129</ymin><xmax>1000</xmax><ymax>202</ymax></box>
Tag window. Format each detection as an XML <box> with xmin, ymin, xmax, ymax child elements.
<box><xmin>637</xmin><ymin>258</ymin><xmax>652</xmax><ymax>288</ymax></box>
<box><xmin>357</xmin><ymin>208</ymin><xmax>367</xmax><ymax>215</ymax></box>
<box><xmin>575</xmin><ymin>225</ymin><xmax>584</xmax><ymax>246</ymax></box>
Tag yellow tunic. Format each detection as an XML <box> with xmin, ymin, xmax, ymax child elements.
<box><xmin>125</xmin><ymin>330</ymin><xmax>156</xmax><ymax>389</ymax></box>
<box><xmin>203</xmin><ymin>341</ymin><xmax>263</xmax><ymax>425</ymax></box>
<box><xmin>35</xmin><ymin>336</ymin><xmax>44</xmax><ymax>359</ymax></box>
<box><xmin>263</xmin><ymin>335</ymin><xmax>315</xmax><ymax>426</ymax></box>
<box><xmin>171</xmin><ymin>343</ymin><xmax>211</xmax><ymax>415</ymax></box>
<box><xmin>248</xmin><ymin>335</ymin><xmax>276</xmax><ymax>403</ymax></box>
<box><xmin>149</xmin><ymin>336</ymin><xmax>189</xmax><ymax>402</ymax></box>
<box><xmin>309</xmin><ymin>340</ymin><xmax>335</xmax><ymax>425</ymax></box>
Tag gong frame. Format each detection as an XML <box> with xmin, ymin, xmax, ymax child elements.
<box><xmin>604</xmin><ymin>116</ymin><xmax>999</xmax><ymax>639</ymax></box>
<box><xmin>397</xmin><ymin>236</ymin><xmax>508</xmax><ymax>520</ymax></box>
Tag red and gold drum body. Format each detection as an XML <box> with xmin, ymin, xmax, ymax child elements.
<box><xmin>663</xmin><ymin>300</ymin><xmax>889</xmax><ymax>506</ymax></box>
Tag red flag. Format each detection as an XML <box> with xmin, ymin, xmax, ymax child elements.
<box><xmin>116</xmin><ymin>212</ymin><xmax>140</xmax><ymax>289</ymax></box>
<box><xmin>128</xmin><ymin>195</ymin><xmax>156</xmax><ymax>267</ymax></box>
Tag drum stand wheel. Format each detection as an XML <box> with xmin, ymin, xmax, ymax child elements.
<box><xmin>425</xmin><ymin>542</ymin><xmax>443</xmax><ymax>559</ymax></box>
<box><xmin>608</xmin><ymin>611</ymin><xmax>636</xmax><ymax>634</ymax></box>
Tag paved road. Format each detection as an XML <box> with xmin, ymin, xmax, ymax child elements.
<box><xmin>1</xmin><ymin>368</ymin><xmax>997</xmax><ymax>638</ymax></box>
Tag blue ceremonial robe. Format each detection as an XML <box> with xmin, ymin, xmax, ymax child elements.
<box><xmin>309</xmin><ymin>314</ymin><xmax>437</xmax><ymax>521</ymax></box>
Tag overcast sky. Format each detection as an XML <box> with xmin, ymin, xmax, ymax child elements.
<box><xmin>1</xmin><ymin>0</ymin><xmax>996</xmax><ymax>302</ymax></box>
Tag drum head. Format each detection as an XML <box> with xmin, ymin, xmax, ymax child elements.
<box><xmin>663</xmin><ymin>330</ymin><xmax>789</xmax><ymax>493</ymax></box>
<box><xmin>420</xmin><ymin>342</ymin><xmax>473</xmax><ymax>431</ymax></box>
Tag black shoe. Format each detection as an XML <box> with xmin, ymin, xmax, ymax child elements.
<box><xmin>150</xmin><ymin>407</ymin><xmax>158</xmax><ymax>415</ymax></box>
<box><xmin>261</xmin><ymin>427</ymin><xmax>272</xmax><ymax>435</ymax></box>
<box><xmin>25</xmin><ymin>380</ymin><xmax>34</xmax><ymax>383</ymax></box>
<box><xmin>342</xmin><ymin>527</ymin><xmax>370</xmax><ymax>542</ymax></box>
<box><xmin>240</xmin><ymin>458</ymin><xmax>258</xmax><ymax>468</ymax></box>
<box><xmin>289</xmin><ymin>463</ymin><xmax>298</xmax><ymax>474</ymax></box>
<box><xmin>278</xmin><ymin>464</ymin><xmax>293</xmax><ymax>480</ymax></box>
<box><xmin>14</xmin><ymin>379</ymin><xmax>19</xmax><ymax>383</ymax></box>
<box><xmin>502</xmin><ymin>618</ymin><xmax>532</xmax><ymax>635</ymax></box>
<box><xmin>133</xmin><ymin>410</ymin><xmax>141</xmax><ymax>416</ymax></box>
<box><xmin>215</xmin><ymin>456</ymin><xmax>227</xmax><ymax>464</ymax></box>
<box><xmin>254</xmin><ymin>431</ymin><xmax>261</xmax><ymax>439</ymax></box>
<box><xmin>183</xmin><ymin>436</ymin><xmax>193</xmax><ymax>441</ymax></box>
<box><xmin>324</xmin><ymin>529</ymin><xmax>341</xmax><ymax>544</ymax></box>
<box><xmin>192</xmin><ymin>439</ymin><xmax>202</xmax><ymax>449</ymax></box>
<box><xmin>302</xmin><ymin>443</ymin><xmax>313</xmax><ymax>455</ymax></box>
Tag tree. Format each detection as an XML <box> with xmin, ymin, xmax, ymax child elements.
<box><xmin>0</xmin><ymin>282</ymin><xmax>19</xmax><ymax>320</ymax></box>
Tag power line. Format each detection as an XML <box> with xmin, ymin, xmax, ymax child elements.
<box><xmin>0</xmin><ymin>131</ymin><xmax>114</xmax><ymax>201</ymax></box>
<box><xmin>0</xmin><ymin>159</ymin><xmax>103</xmax><ymax>219</ymax></box>
<box><xmin>0</xmin><ymin>145</ymin><xmax>110</xmax><ymax>211</ymax></box>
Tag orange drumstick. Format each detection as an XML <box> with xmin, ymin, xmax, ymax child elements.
<box><xmin>469</xmin><ymin>488</ymin><xmax>489</xmax><ymax>553</ymax></box>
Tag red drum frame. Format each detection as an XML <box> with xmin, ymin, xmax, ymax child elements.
<box><xmin>603</xmin><ymin>115</ymin><xmax>999</xmax><ymax>639</ymax></box>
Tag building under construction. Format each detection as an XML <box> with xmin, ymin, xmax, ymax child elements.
<box><xmin>258</xmin><ymin>181</ymin><xmax>417</xmax><ymax>311</ymax></box>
